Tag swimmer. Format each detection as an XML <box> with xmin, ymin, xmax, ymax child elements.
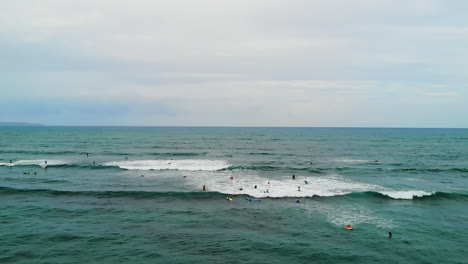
<box><xmin>230</xmin><ymin>176</ymin><xmax>234</xmax><ymax>180</ymax></box>
<box><xmin>388</xmin><ymin>232</ymin><xmax>392</xmax><ymax>238</ymax></box>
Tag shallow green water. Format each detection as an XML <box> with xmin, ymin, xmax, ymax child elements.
<box><xmin>0</xmin><ymin>127</ymin><xmax>467</xmax><ymax>263</ymax></box>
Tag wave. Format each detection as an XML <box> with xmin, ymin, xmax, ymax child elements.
<box><xmin>0</xmin><ymin>160</ymin><xmax>67</xmax><ymax>168</ymax></box>
<box><xmin>149</xmin><ymin>152</ymin><xmax>207</xmax><ymax>157</ymax></box>
<box><xmin>343</xmin><ymin>191</ymin><xmax>468</xmax><ymax>201</ymax></box>
<box><xmin>0</xmin><ymin>186</ymin><xmax>465</xmax><ymax>201</ymax></box>
<box><xmin>0</xmin><ymin>186</ymin><xmax>219</xmax><ymax>199</ymax></box>
<box><xmin>0</xmin><ymin>150</ymin><xmax>79</xmax><ymax>155</ymax></box>
<box><xmin>102</xmin><ymin>159</ymin><xmax>231</xmax><ymax>171</ymax></box>
<box><xmin>247</xmin><ymin>152</ymin><xmax>275</xmax><ymax>156</ymax></box>
<box><xmin>333</xmin><ymin>158</ymin><xmax>375</xmax><ymax>164</ymax></box>
<box><xmin>389</xmin><ymin>168</ymin><xmax>468</xmax><ymax>173</ymax></box>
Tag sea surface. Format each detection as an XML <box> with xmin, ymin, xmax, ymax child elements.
<box><xmin>0</xmin><ymin>126</ymin><xmax>467</xmax><ymax>264</ymax></box>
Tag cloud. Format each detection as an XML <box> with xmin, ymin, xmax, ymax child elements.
<box><xmin>424</xmin><ymin>92</ymin><xmax>457</xmax><ymax>97</ymax></box>
<box><xmin>0</xmin><ymin>0</ymin><xmax>467</xmax><ymax>127</ymax></box>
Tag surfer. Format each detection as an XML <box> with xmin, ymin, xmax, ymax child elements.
<box><xmin>254</xmin><ymin>185</ymin><xmax>257</xmax><ymax>189</ymax></box>
<box><xmin>93</xmin><ymin>161</ymin><xmax>96</xmax><ymax>165</ymax></box>
<box><xmin>203</xmin><ymin>185</ymin><xmax>206</xmax><ymax>191</ymax></box>
<box><xmin>9</xmin><ymin>160</ymin><xmax>12</xmax><ymax>163</ymax></box>
<box><xmin>304</xmin><ymin>180</ymin><xmax>309</xmax><ymax>184</ymax></box>
<box><xmin>230</xmin><ymin>176</ymin><xmax>234</xmax><ymax>180</ymax></box>
<box><xmin>86</xmin><ymin>153</ymin><xmax>89</xmax><ymax>157</ymax></box>
<box><xmin>292</xmin><ymin>174</ymin><xmax>295</xmax><ymax>180</ymax></box>
<box><xmin>45</xmin><ymin>160</ymin><xmax>47</xmax><ymax>165</ymax></box>
<box><xmin>388</xmin><ymin>232</ymin><xmax>392</xmax><ymax>238</ymax></box>
<box><xmin>295</xmin><ymin>200</ymin><xmax>300</xmax><ymax>204</ymax></box>
<box><xmin>239</xmin><ymin>188</ymin><xmax>243</xmax><ymax>191</ymax></box>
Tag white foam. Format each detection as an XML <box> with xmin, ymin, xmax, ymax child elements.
<box><xmin>103</xmin><ymin>159</ymin><xmax>231</xmax><ymax>171</ymax></box>
<box><xmin>0</xmin><ymin>159</ymin><xmax>65</xmax><ymax>168</ymax></box>
<box><xmin>184</xmin><ymin>173</ymin><xmax>387</xmax><ymax>198</ymax></box>
<box><xmin>333</xmin><ymin>158</ymin><xmax>374</xmax><ymax>164</ymax></box>
<box><xmin>379</xmin><ymin>190</ymin><xmax>433</xmax><ymax>199</ymax></box>
<box><xmin>306</xmin><ymin>203</ymin><xmax>397</xmax><ymax>229</ymax></box>
<box><xmin>182</xmin><ymin>171</ymin><xmax>432</xmax><ymax>201</ymax></box>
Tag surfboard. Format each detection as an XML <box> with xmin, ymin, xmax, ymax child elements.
<box><xmin>246</xmin><ymin>198</ymin><xmax>261</xmax><ymax>202</ymax></box>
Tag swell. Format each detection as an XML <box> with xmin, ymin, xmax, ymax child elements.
<box><xmin>4</xmin><ymin>161</ymin><xmax>468</xmax><ymax>174</ymax></box>
<box><xmin>340</xmin><ymin>191</ymin><xmax>468</xmax><ymax>201</ymax></box>
<box><xmin>0</xmin><ymin>150</ymin><xmax>81</xmax><ymax>155</ymax></box>
<box><xmin>1</xmin><ymin>186</ymin><xmax>466</xmax><ymax>201</ymax></box>
<box><xmin>149</xmin><ymin>152</ymin><xmax>207</xmax><ymax>157</ymax></box>
<box><xmin>0</xmin><ymin>186</ymin><xmax>221</xmax><ymax>199</ymax></box>
<box><xmin>389</xmin><ymin>168</ymin><xmax>468</xmax><ymax>173</ymax></box>
<box><xmin>0</xmin><ymin>163</ymin><xmax>122</xmax><ymax>170</ymax></box>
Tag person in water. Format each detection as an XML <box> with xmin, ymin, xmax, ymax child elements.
<box><xmin>298</xmin><ymin>186</ymin><xmax>301</xmax><ymax>191</ymax></box>
<box><xmin>292</xmin><ymin>174</ymin><xmax>296</xmax><ymax>180</ymax></box>
<box><xmin>295</xmin><ymin>200</ymin><xmax>300</xmax><ymax>204</ymax></box>
<box><xmin>45</xmin><ymin>161</ymin><xmax>47</xmax><ymax>165</ymax></box>
<box><xmin>203</xmin><ymin>185</ymin><xmax>206</xmax><ymax>191</ymax></box>
<box><xmin>304</xmin><ymin>180</ymin><xmax>309</xmax><ymax>184</ymax></box>
<box><xmin>388</xmin><ymin>232</ymin><xmax>392</xmax><ymax>238</ymax></box>
<box><xmin>9</xmin><ymin>160</ymin><xmax>12</xmax><ymax>164</ymax></box>
<box><xmin>254</xmin><ymin>185</ymin><xmax>257</xmax><ymax>189</ymax></box>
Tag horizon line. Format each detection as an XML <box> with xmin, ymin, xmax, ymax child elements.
<box><xmin>2</xmin><ymin>124</ymin><xmax>467</xmax><ymax>129</ymax></box>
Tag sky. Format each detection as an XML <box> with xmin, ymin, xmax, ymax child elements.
<box><xmin>1</xmin><ymin>0</ymin><xmax>467</xmax><ymax>127</ymax></box>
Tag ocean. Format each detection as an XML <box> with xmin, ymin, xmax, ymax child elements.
<box><xmin>0</xmin><ymin>126</ymin><xmax>467</xmax><ymax>264</ymax></box>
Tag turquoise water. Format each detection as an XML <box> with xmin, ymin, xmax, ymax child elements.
<box><xmin>0</xmin><ymin>127</ymin><xmax>467</xmax><ymax>263</ymax></box>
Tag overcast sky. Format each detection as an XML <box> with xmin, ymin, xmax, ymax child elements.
<box><xmin>1</xmin><ymin>0</ymin><xmax>467</xmax><ymax>127</ymax></box>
